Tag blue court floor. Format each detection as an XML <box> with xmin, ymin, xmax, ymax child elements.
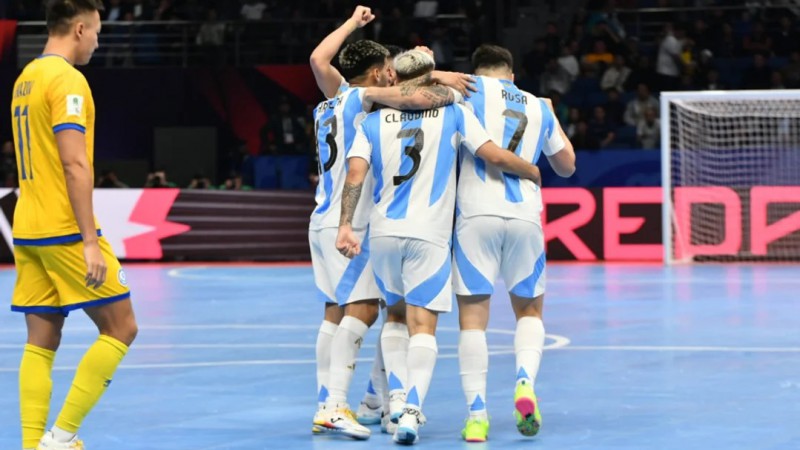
<box><xmin>1</xmin><ymin>263</ymin><xmax>798</xmax><ymax>450</ymax></box>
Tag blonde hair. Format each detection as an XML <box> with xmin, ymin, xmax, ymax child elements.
<box><xmin>393</xmin><ymin>49</ymin><xmax>435</xmax><ymax>82</ymax></box>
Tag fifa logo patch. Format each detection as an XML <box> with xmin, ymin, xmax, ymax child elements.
<box><xmin>118</xmin><ymin>268</ymin><xmax>128</xmax><ymax>286</ymax></box>
<box><xmin>66</xmin><ymin>95</ymin><xmax>83</xmax><ymax>116</ymax></box>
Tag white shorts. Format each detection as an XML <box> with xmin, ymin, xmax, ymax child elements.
<box><xmin>309</xmin><ymin>227</ymin><xmax>381</xmax><ymax>306</ymax></box>
<box><xmin>453</xmin><ymin>215</ymin><xmax>546</xmax><ymax>298</ymax></box>
<box><xmin>369</xmin><ymin>236</ymin><xmax>452</xmax><ymax>313</ymax></box>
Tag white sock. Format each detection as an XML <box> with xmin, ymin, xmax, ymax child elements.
<box><xmin>381</xmin><ymin>321</ymin><xmax>410</xmax><ymax>401</ymax></box>
<box><xmin>405</xmin><ymin>333</ymin><xmax>438</xmax><ymax>410</ymax></box>
<box><xmin>51</xmin><ymin>426</ymin><xmax>75</xmax><ymax>443</ymax></box>
<box><xmin>315</xmin><ymin>320</ymin><xmax>338</xmax><ymax>406</ymax></box>
<box><xmin>363</xmin><ymin>322</ymin><xmax>387</xmax><ymax>408</ymax></box>
<box><xmin>459</xmin><ymin>329</ymin><xmax>488</xmax><ymax>419</ymax></box>
<box><xmin>327</xmin><ymin>316</ymin><xmax>370</xmax><ymax>404</ymax></box>
<box><xmin>515</xmin><ymin>316</ymin><xmax>545</xmax><ymax>385</ymax></box>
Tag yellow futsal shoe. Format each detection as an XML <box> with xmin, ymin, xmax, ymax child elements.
<box><xmin>37</xmin><ymin>432</ymin><xmax>85</xmax><ymax>450</ymax></box>
<box><xmin>461</xmin><ymin>417</ymin><xmax>490</xmax><ymax>442</ymax></box>
<box><xmin>513</xmin><ymin>379</ymin><xmax>541</xmax><ymax>437</ymax></box>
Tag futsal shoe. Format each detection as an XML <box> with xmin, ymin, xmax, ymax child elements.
<box><xmin>388</xmin><ymin>391</ymin><xmax>407</xmax><ymax>423</ymax></box>
<box><xmin>314</xmin><ymin>402</ymin><xmax>371</xmax><ymax>440</ymax></box>
<box><xmin>312</xmin><ymin>405</ymin><xmax>329</xmax><ymax>434</ymax></box>
<box><xmin>513</xmin><ymin>379</ymin><xmax>542</xmax><ymax>437</ymax></box>
<box><xmin>381</xmin><ymin>411</ymin><xmax>398</xmax><ymax>434</ymax></box>
<box><xmin>461</xmin><ymin>417</ymin><xmax>490</xmax><ymax>442</ymax></box>
<box><xmin>37</xmin><ymin>432</ymin><xmax>85</xmax><ymax>450</ymax></box>
<box><xmin>356</xmin><ymin>399</ymin><xmax>383</xmax><ymax>425</ymax></box>
<box><xmin>393</xmin><ymin>407</ymin><xmax>426</xmax><ymax>445</ymax></box>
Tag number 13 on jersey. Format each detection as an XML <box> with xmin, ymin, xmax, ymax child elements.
<box><xmin>13</xmin><ymin>104</ymin><xmax>33</xmax><ymax>181</ymax></box>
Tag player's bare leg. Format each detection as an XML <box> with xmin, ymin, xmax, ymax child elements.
<box><xmin>510</xmin><ymin>293</ymin><xmax>544</xmax><ymax>437</ymax></box>
<box><xmin>393</xmin><ymin>304</ymin><xmax>438</xmax><ymax>445</ymax></box>
<box><xmin>317</xmin><ymin>299</ymin><xmax>380</xmax><ymax>439</ymax></box>
<box><xmin>457</xmin><ymin>294</ymin><xmax>491</xmax><ymax>442</ymax></box>
<box><xmin>20</xmin><ymin>314</ymin><xmax>64</xmax><ymax>450</ymax></box>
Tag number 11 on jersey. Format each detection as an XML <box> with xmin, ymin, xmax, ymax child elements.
<box><xmin>13</xmin><ymin>105</ymin><xmax>33</xmax><ymax>181</ymax></box>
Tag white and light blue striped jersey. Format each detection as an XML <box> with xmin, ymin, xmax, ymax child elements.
<box><xmin>349</xmin><ymin>103</ymin><xmax>492</xmax><ymax>247</ymax></box>
<box><xmin>310</xmin><ymin>86</ymin><xmax>373</xmax><ymax>230</ymax></box>
<box><xmin>458</xmin><ymin>76</ymin><xmax>565</xmax><ymax>223</ymax></box>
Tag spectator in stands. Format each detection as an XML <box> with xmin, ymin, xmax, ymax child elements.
<box><xmin>588</xmin><ymin>105</ymin><xmax>615</xmax><ymax>148</ymax></box>
<box><xmin>269</xmin><ymin>96</ymin><xmax>308</xmax><ymax>155</ymax></box>
<box><xmin>523</xmin><ymin>39</ymin><xmax>549</xmax><ymax>84</ymax></box>
<box><xmin>583</xmin><ymin>40</ymin><xmax>614</xmax><ymax>69</ymax></box>
<box><xmin>540</xmin><ymin>58</ymin><xmax>572</xmax><ymax>95</ymax></box>
<box><xmin>656</xmin><ymin>22</ymin><xmax>684</xmax><ymax>92</ymax></box>
<box><xmin>241</xmin><ymin>0</ymin><xmax>267</xmax><ymax>20</ymax></box>
<box><xmin>429</xmin><ymin>26</ymin><xmax>455</xmax><ymax>71</ymax></box>
<box><xmin>605</xmin><ymin>89</ymin><xmax>624</xmax><ymax>126</ymax></box>
<box><xmin>742</xmin><ymin>21</ymin><xmax>772</xmax><ymax>56</ymax></box>
<box><xmin>543</xmin><ymin>21</ymin><xmax>563</xmax><ymax>58</ymax></box>
<box><xmin>600</xmin><ymin>54</ymin><xmax>631</xmax><ymax>92</ymax></box>
<box><xmin>566</xmin><ymin>107</ymin><xmax>581</xmax><ymax>139</ymax></box>
<box><xmin>690</xmin><ymin>18</ymin><xmax>711</xmax><ymax>52</ymax></box>
<box><xmin>558</xmin><ymin>41</ymin><xmax>581</xmax><ymax>82</ymax></box>
<box><xmin>145</xmin><ymin>169</ymin><xmax>176</xmax><ymax>188</ymax></box>
<box><xmin>625</xmin><ymin>55</ymin><xmax>657</xmax><ymax>91</ymax></box>
<box><xmin>220</xmin><ymin>171</ymin><xmax>253</xmax><ymax>190</ymax></box>
<box><xmin>742</xmin><ymin>53</ymin><xmax>772</xmax><ymax>89</ymax></box>
<box><xmin>188</xmin><ymin>174</ymin><xmax>213</xmax><ymax>189</ymax></box>
<box><xmin>713</xmin><ymin>23</ymin><xmax>738</xmax><ymax>58</ymax></box>
<box><xmin>782</xmin><ymin>50</ymin><xmax>800</xmax><ymax>88</ymax></box>
<box><xmin>572</xmin><ymin>121</ymin><xmax>599</xmax><ymax>150</ymax></box>
<box><xmin>104</xmin><ymin>0</ymin><xmax>126</xmax><ymax>22</ymax></box>
<box><xmin>197</xmin><ymin>8</ymin><xmax>225</xmax><ymax>47</ymax></box>
<box><xmin>772</xmin><ymin>17</ymin><xmax>797</xmax><ymax>57</ymax></box>
<box><xmin>96</xmin><ymin>170</ymin><xmax>129</xmax><ymax>188</ymax></box>
<box><xmin>636</xmin><ymin>107</ymin><xmax>660</xmax><ymax>150</ymax></box>
<box><xmin>624</xmin><ymin>83</ymin><xmax>659</xmax><ymax>127</ymax></box>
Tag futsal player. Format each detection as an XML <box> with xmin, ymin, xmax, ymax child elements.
<box><xmin>453</xmin><ymin>44</ymin><xmax>576</xmax><ymax>442</ymax></box>
<box><xmin>10</xmin><ymin>1</ymin><xmax>138</xmax><ymax>448</ymax></box>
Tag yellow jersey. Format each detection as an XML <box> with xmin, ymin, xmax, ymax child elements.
<box><xmin>10</xmin><ymin>54</ymin><xmax>100</xmax><ymax>244</ymax></box>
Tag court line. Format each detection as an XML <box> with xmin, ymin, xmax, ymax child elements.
<box><xmin>558</xmin><ymin>345</ymin><xmax>800</xmax><ymax>352</ymax></box>
<box><xmin>164</xmin><ymin>267</ymin><xmax>800</xmax><ymax>285</ymax></box>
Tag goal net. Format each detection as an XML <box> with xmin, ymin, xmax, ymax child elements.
<box><xmin>661</xmin><ymin>90</ymin><xmax>800</xmax><ymax>264</ymax></box>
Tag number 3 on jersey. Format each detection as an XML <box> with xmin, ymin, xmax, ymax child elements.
<box><xmin>13</xmin><ymin>105</ymin><xmax>33</xmax><ymax>181</ymax></box>
<box><xmin>393</xmin><ymin>127</ymin><xmax>424</xmax><ymax>186</ymax></box>
<box><xmin>316</xmin><ymin>115</ymin><xmax>338</xmax><ymax>173</ymax></box>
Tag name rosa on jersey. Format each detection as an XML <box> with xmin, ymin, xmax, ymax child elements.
<box><xmin>501</xmin><ymin>89</ymin><xmax>528</xmax><ymax>104</ymax></box>
<box><xmin>384</xmin><ymin>109</ymin><xmax>440</xmax><ymax>123</ymax></box>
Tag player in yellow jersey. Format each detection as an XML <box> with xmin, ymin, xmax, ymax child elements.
<box><xmin>10</xmin><ymin>1</ymin><xmax>138</xmax><ymax>449</ymax></box>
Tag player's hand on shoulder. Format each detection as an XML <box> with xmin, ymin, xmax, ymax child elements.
<box><xmin>83</xmin><ymin>241</ymin><xmax>107</xmax><ymax>289</ymax></box>
<box><xmin>351</xmin><ymin>6</ymin><xmax>375</xmax><ymax>28</ymax></box>
<box><xmin>336</xmin><ymin>226</ymin><xmax>361</xmax><ymax>259</ymax></box>
<box><xmin>433</xmin><ymin>71</ymin><xmax>477</xmax><ymax>98</ymax></box>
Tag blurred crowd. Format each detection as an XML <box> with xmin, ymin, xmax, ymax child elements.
<box><xmin>513</xmin><ymin>0</ymin><xmax>800</xmax><ymax>150</ymax></box>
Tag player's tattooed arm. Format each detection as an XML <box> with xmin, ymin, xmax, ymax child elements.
<box><xmin>364</xmin><ymin>84</ymin><xmax>455</xmax><ymax>111</ymax></box>
<box><xmin>339</xmin><ymin>181</ymin><xmax>363</xmax><ymax>227</ymax></box>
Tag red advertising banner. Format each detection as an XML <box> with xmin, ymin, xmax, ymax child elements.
<box><xmin>1</xmin><ymin>187</ymin><xmax>798</xmax><ymax>262</ymax></box>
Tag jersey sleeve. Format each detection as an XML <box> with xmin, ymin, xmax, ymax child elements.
<box><xmin>48</xmin><ymin>70</ymin><xmax>90</xmax><ymax>134</ymax></box>
<box><xmin>542</xmin><ymin>104</ymin><xmax>567</xmax><ymax>156</ymax></box>
<box><xmin>347</xmin><ymin>120</ymin><xmax>373</xmax><ymax>165</ymax></box>
<box><xmin>455</xmin><ymin>103</ymin><xmax>491</xmax><ymax>155</ymax></box>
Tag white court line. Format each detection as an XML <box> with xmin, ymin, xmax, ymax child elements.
<box><xmin>557</xmin><ymin>345</ymin><xmax>800</xmax><ymax>352</ymax></box>
<box><xmin>0</xmin><ymin>343</ymin><xmax>514</xmax><ymax>351</ymax></box>
<box><xmin>164</xmin><ymin>267</ymin><xmax>800</xmax><ymax>285</ymax></box>
<box><xmin>0</xmin><ymin>324</ymin><xmax>519</xmax><ymax>334</ymax></box>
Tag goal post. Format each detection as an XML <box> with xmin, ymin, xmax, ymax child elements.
<box><xmin>661</xmin><ymin>90</ymin><xmax>800</xmax><ymax>264</ymax></box>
